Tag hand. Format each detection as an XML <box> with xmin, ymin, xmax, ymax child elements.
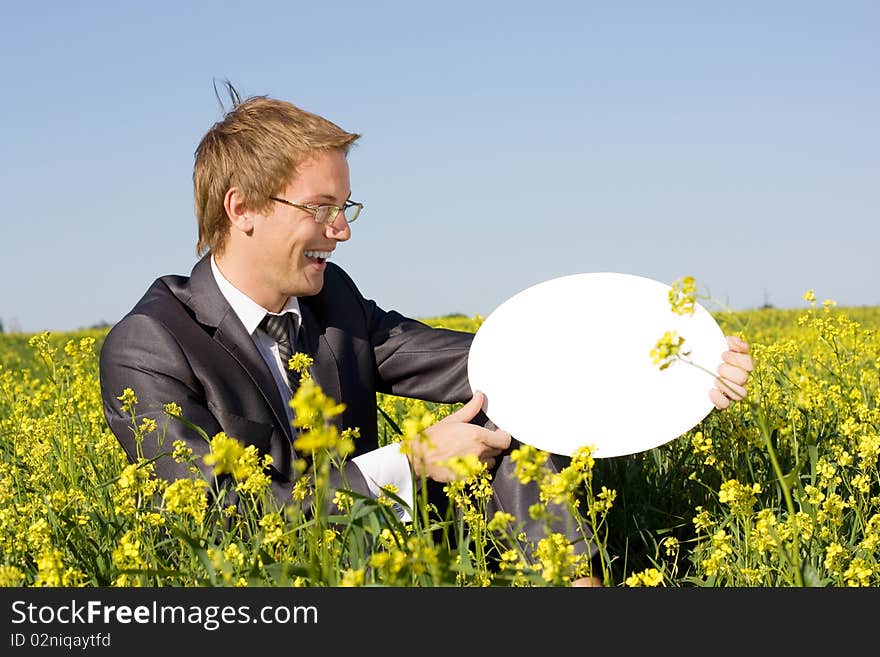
<box><xmin>406</xmin><ymin>391</ymin><xmax>512</xmax><ymax>483</ymax></box>
<box><xmin>573</xmin><ymin>575</ymin><xmax>604</xmax><ymax>587</ymax></box>
<box><xmin>709</xmin><ymin>335</ymin><xmax>754</xmax><ymax>410</ymax></box>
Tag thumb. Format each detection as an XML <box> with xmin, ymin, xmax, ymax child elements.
<box><xmin>442</xmin><ymin>390</ymin><xmax>486</xmax><ymax>423</ymax></box>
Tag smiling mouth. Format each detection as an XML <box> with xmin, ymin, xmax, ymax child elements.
<box><xmin>304</xmin><ymin>250</ymin><xmax>332</xmax><ymax>263</ymax></box>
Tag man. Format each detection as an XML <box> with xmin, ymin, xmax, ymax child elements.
<box><xmin>99</xmin><ymin>90</ymin><xmax>753</xmax><ymax>587</ymax></box>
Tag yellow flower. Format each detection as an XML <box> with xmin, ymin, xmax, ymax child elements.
<box><xmin>625</xmin><ymin>567</ymin><xmax>664</xmax><ymax>587</ymax></box>
<box><xmin>488</xmin><ymin>511</ymin><xmax>516</xmax><ymax>533</ymax></box>
<box><xmin>259</xmin><ymin>513</ymin><xmax>285</xmax><ymax>546</ymax></box>
<box><xmin>0</xmin><ymin>565</ymin><xmax>25</xmax><ymax>586</ymax></box>
<box><xmin>824</xmin><ymin>542</ymin><xmax>846</xmax><ymax>573</ymax></box>
<box><xmin>117</xmin><ymin>388</ymin><xmax>138</xmax><ymax>414</ymax></box>
<box><xmin>292</xmin><ymin>475</ymin><xmax>312</xmax><ymax>502</ymax></box>
<box><xmin>751</xmin><ymin>509</ymin><xmax>780</xmax><ymax>552</ymax></box>
<box><xmin>718</xmin><ymin>479</ymin><xmax>761</xmax><ymax>516</ymax></box>
<box><xmin>162</xmin><ymin>478</ymin><xmax>209</xmax><ymax>523</ymax></box>
<box><xmin>851</xmin><ymin>474</ymin><xmax>870</xmax><ymax>494</ymax></box>
<box><xmin>440</xmin><ymin>454</ymin><xmax>487</xmax><ymax>480</ymax></box>
<box><xmin>137</xmin><ymin>417</ymin><xmax>157</xmax><ymax>434</ymax></box>
<box><xmin>700</xmin><ymin>530</ymin><xmax>734</xmax><ymax>577</ymax></box>
<box><xmin>396</xmin><ymin>410</ymin><xmax>436</xmax><ymax>466</ymax></box>
<box><xmin>509</xmin><ymin>444</ymin><xmax>549</xmax><ymax>485</ymax></box>
<box><xmin>203</xmin><ymin>432</ymin><xmax>246</xmax><ymax>477</ymax></box>
<box><xmin>650</xmin><ymin>331</ymin><xmax>689</xmax><ymax>370</ymax></box>
<box><xmin>668</xmin><ymin>276</ymin><xmax>697</xmax><ymax>316</ymax></box>
<box><xmin>290</xmin><ymin>378</ymin><xmax>345</xmax><ymax>431</ymax></box>
<box><xmin>340</xmin><ymin>568</ymin><xmax>365</xmax><ymax>587</ymax></box>
<box><xmin>690</xmin><ymin>431</ymin><xmax>716</xmax><ymax>465</ymax></box>
<box><xmin>568</xmin><ymin>445</ymin><xmax>596</xmax><ymax>474</ymax></box>
<box><xmin>172</xmin><ymin>440</ymin><xmax>193</xmax><ymax>463</ymax></box>
<box><xmin>804</xmin><ymin>484</ymin><xmax>825</xmax><ymax>506</ymax></box>
<box><xmin>588</xmin><ymin>486</ymin><xmax>617</xmax><ymax>515</ymax></box>
<box><xmin>333</xmin><ymin>489</ymin><xmax>353</xmax><ymax>512</ymax></box>
<box><xmin>857</xmin><ymin>433</ymin><xmax>880</xmax><ymax>466</ymax></box>
<box><xmin>843</xmin><ymin>558</ymin><xmax>872</xmax><ymax>587</ymax></box>
<box><xmin>34</xmin><ymin>548</ymin><xmax>65</xmax><ymax>587</ymax></box>
<box><xmin>378</xmin><ymin>483</ymin><xmax>401</xmax><ymax>508</ymax></box>
<box><xmin>163</xmin><ymin>402</ymin><xmax>182</xmax><ymax>418</ymax></box>
<box><xmin>534</xmin><ymin>533</ymin><xmax>577</xmax><ymax>586</ymax></box>
<box><xmin>288</xmin><ymin>352</ymin><xmax>314</xmax><ymax>378</ymax></box>
<box><xmin>692</xmin><ymin>506</ymin><xmax>714</xmax><ymax>532</ymax></box>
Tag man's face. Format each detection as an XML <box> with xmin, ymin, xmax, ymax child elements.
<box><xmin>251</xmin><ymin>149</ymin><xmax>352</xmax><ymax>301</ymax></box>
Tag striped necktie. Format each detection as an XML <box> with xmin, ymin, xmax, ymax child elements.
<box><xmin>259</xmin><ymin>312</ymin><xmax>299</xmax><ymax>393</ymax></box>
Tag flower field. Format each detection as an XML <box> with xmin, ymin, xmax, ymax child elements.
<box><xmin>1</xmin><ymin>294</ymin><xmax>879</xmax><ymax>587</ymax></box>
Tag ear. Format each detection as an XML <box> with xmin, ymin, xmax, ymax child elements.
<box><xmin>224</xmin><ymin>187</ymin><xmax>256</xmax><ymax>234</ymax></box>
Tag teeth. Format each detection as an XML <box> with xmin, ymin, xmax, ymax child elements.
<box><xmin>305</xmin><ymin>250</ymin><xmax>332</xmax><ymax>259</ymax></box>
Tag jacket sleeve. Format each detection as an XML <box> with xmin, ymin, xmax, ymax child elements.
<box><xmin>325</xmin><ymin>263</ymin><xmax>473</xmax><ymax>403</ymax></box>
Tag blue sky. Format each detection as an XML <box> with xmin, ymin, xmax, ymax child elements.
<box><xmin>2</xmin><ymin>1</ymin><xmax>878</xmax><ymax>333</ymax></box>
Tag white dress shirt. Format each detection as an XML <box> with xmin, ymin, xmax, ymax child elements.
<box><xmin>210</xmin><ymin>256</ymin><xmax>414</xmax><ymax>518</ymax></box>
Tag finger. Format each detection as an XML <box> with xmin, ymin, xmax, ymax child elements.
<box><xmin>715</xmin><ymin>377</ymin><xmax>746</xmax><ymax>401</ymax></box>
<box><xmin>717</xmin><ymin>362</ymin><xmax>749</xmax><ymax>386</ymax></box>
<box><xmin>483</xmin><ymin>457</ymin><xmax>497</xmax><ymax>470</ymax></box>
<box><xmin>709</xmin><ymin>388</ymin><xmax>730</xmax><ymax>410</ymax></box>
<box><xmin>442</xmin><ymin>390</ymin><xmax>486</xmax><ymax>423</ymax></box>
<box><xmin>725</xmin><ymin>335</ymin><xmax>750</xmax><ymax>354</ymax></box>
<box><xmin>722</xmin><ymin>350</ymin><xmax>754</xmax><ymax>373</ymax></box>
<box><xmin>481</xmin><ymin>429</ymin><xmax>512</xmax><ymax>450</ymax></box>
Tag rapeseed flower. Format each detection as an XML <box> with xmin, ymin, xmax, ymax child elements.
<box><xmin>843</xmin><ymin>559</ymin><xmax>873</xmax><ymax>586</ymax></box>
<box><xmin>289</xmin><ymin>352</ymin><xmax>314</xmax><ymax>379</ymax></box>
<box><xmin>163</xmin><ymin>402</ymin><xmax>182</xmax><ymax>418</ymax></box>
<box><xmin>117</xmin><ymin>388</ymin><xmax>138</xmax><ymax>415</ymax></box>
<box><xmin>718</xmin><ymin>479</ymin><xmax>761</xmax><ymax>516</ymax></box>
<box><xmin>663</xmin><ymin>537</ymin><xmax>679</xmax><ymax>558</ymax></box>
<box><xmin>625</xmin><ymin>567</ymin><xmax>664</xmax><ymax>587</ymax></box>
<box><xmin>691</xmin><ymin>431</ymin><xmax>716</xmax><ymax>466</ymax></box>
<box><xmin>0</xmin><ymin>565</ymin><xmax>24</xmax><ymax>586</ymax></box>
<box><xmin>203</xmin><ymin>432</ymin><xmax>245</xmax><ymax>477</ymax></box>
<box><xmin>534</xmin><ymin>532</ymin><xmax>577</xmax><ymax>586</ymax></box>
<box><xmin>258</xmin><ymin>513</ymin><xmax>285</xmax><ymax>546</ymax></box>
<box><xmin>488</xmin><ymin>511</ymin><xmax>517</xmax><ymax>533</ymax></box>
<box><xmin>588</xmin><ymin>486</ymin><xmax>617</xmax><ymax>515</ymax></box>
<box><xmin>510</xmin><ymin>444</ymin><xmax>549</xmax><ymax>485</ymax></box>
<box><xmin>823</xmin><ymin>542</ymin><xmax>846</xmax><ymax>573</ymax></box>
<box><xmin>162</xmin><ymin>478</ymin><xmax>209</xmax><ymax>523</ymax></box>
<box><xmin>692</xmin><ymin>506</ymin><xmax>714</xmax><ymax>532</ymax></box>
<box><xmin>340</xmin><ymin>568</ymin><xmax>365</xmax><ymax>587</ymax></box>
<box><xmin>700</xmin><ymin>529</ymin><xmax>734</xmax><ymax>577</ymax></box>
<box><xmin>650</xmin><ymin>331</ymin><xmax>688</xmax><ymax>370</ymax></box>
<box><xmin>668</xmin><ymin>276</ymin><xmax>697</xmax><ymax>316</ymax></box>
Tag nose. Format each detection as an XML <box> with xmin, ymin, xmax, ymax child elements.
<box><xmin>324</xmin><ymin>211</ymin><xmax>351</xmax><ymax>242</ymax></box>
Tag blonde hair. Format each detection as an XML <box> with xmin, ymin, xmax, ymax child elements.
<box><xmin>193</xmin><ymin>94</ymin><xmax>360</xmax><ymax>256</ymax></box>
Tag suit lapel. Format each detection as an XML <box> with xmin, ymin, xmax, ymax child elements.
<box><xmin>298</xmin><ymin>302</ymin><xmax>342</xmax><ymax>414</ymax></box>
<box><xmin>214</xmin><ymin>313</ymin><xmax>294</xmax><ymax>441</ymax></box>
<box><xmin>186</xmin><ymin>255</ymin><xmax>294</xmax><ymax>441</ymax></box>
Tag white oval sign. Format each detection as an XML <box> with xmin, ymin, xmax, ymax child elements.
<box><xmin>467</xmin><ymin>272</ymin><xmax>728</xmax><ymax>458</ymax></box>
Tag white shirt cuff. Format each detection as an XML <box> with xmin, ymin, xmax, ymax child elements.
<box><xmin>351</xmin><ymin>442</ymin><xmax>414</xmax><ymax>521</ymax></box>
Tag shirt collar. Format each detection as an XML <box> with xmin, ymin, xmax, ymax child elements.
<box><xmin>210</xmin><ymin>255</ymin><xmax>302</xmax><ymax>335</ymax></box>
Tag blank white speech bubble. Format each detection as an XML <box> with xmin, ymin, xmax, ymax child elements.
<box><xmin>467</xmin><ymin>272</ymin><xmax>728</xmax><ymax>458</ymax></box>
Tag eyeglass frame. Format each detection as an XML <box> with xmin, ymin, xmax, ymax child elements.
<box><xmin>268</xmin><ymin>196</ymin><xmax>363</xmax><ymax>225</ymax></box>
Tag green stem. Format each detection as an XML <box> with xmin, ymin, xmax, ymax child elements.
<box><xmin>753</xmin><ymin>403</ymin><xmax>803</xmax><ymax>587</ymax></box>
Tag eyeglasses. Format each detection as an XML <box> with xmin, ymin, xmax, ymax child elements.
<box><xmin>269</xmin><ymin>196</ymin><xmax>363</xmax><ymax>225</ymax></box>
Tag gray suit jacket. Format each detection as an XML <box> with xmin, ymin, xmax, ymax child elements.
<box><xmin>99</xmin><ymin>254</ymin><xmax>594</xmax><ymax>557</ymax></box>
